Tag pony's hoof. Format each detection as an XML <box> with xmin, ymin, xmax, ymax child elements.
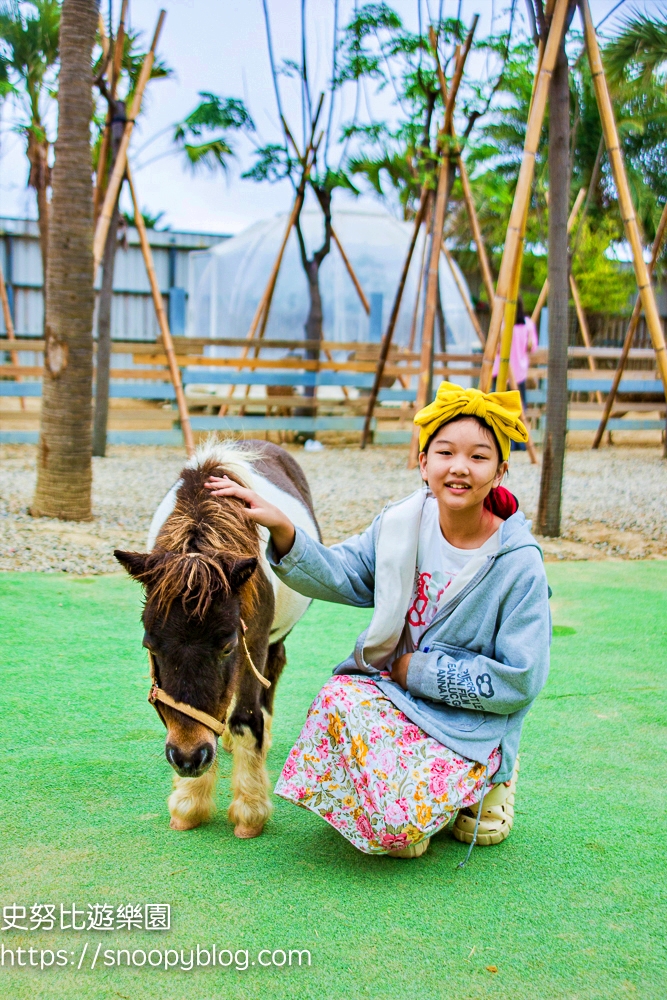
<box><xmin>169</xmin><ymin>816</ymin><xmax>201</xmax><ymax>831</ymax></box>
<box><xmin>234</xmin><ymin>823</ymin><xmax>263</xmax><ymax>839</ymax></box>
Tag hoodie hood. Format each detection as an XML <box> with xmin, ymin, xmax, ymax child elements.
<box><xmin>497</xmin><ymin>511</ymin><xmax>544</xmax><ymax>557</ymax></box>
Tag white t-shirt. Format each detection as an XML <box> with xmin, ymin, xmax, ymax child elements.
<box><xmin>403</xmin><ymin>497</ymin><xmax>500</xmax><ymax>653</ymax></box>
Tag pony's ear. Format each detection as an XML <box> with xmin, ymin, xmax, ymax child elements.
<box><xmin>228</xmin><ymin>557</ymin><xmax>258</xmax><ymax>591</ymax></box>
<box><xmin>114</xmin><ymin>550</ymin><xmax>151</xmax><ymax>579</ymax></box>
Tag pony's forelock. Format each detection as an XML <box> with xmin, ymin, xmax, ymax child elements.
<box><xmin>147</xmin><ymin>454</ymin><xmax>262</xmax><ymax>622</ymax></box>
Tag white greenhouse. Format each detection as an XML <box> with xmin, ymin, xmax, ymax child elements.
<box><xmin>187</xmin><ymin>200</ymin><xmax>479</xmax><ymax>360</ymax></box>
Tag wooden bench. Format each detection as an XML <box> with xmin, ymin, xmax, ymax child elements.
<box><xmin>2</xmin><ymin>337</ymin><xmax>664</xmax><ymax>443</ymax></box>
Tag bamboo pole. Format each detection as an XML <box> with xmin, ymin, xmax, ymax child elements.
<box><xmin>93</xmin><ymin>10</ymin><xmax>166</xmax><ymax>273</ymax></box>
<box><xmin>531</xmin><ymin>186</ymin><xmax>587</xmax><ymax>327</ymax></box>
<box><xmin>360</xmin><ymin>188</ymin><xmax>428</xmax><ymax>448</ymax></box>
<box><xmin>218</xmin><ymin>133</ymin><xmax>322</xmax><ymax>416</ymax></box>
<box><xmin>247</xmin><ymin>195</ymin><xmax>304</xmax><ymax>343</ymax></box>
<box><xmin>408</xmin><ymin>196</ymin><xmax>431</xmax><ymax>352</ymax></box>
<box><xmin>479</xmin><ymin>0</ymin><xmax>570</xmax><ymax>393</ymax></box>
<box><xmin>97</xmin><ymin>11</ymin><xmax>110</xmax><ymax>61</ymax></box>
<box><xmin>592</xmin><ymin>198</ymin><xmax>667</xmax><ymax>449</ymax></box>
<box><xmin>484</xmin><ymin>29</ymin><xmax>549</xmax><ymax>393</ymax></box>
<box><xmin>331</xmin><ymin>227</ymin><xmax>370</xmax><ymax>314</ymax></box>
<box><xmin>430</xmin><ymin>31</ymin><xmax>496</xmax><ymax>321</ymax></box>
<box><xmin>581</xmin><ymin>0</ymin><xmax>667</xmax><ymax>401</ymax></box>
<box><xmin>496</xmin><ymin>195</ymin><xmax>531</xmax><ymax>392</ymax></box>
<box><xmin>531</xmin><ymin>278</ymin><xmax>549</xmax><ymax>328</ymax></box>
<box><xmin>126</xmin><ymin>165</ymin><xmax>194</xmax><ymax>456</ymax></box>
<box><xmin>458</xmin><ymin>158</ymin><xmax>495</xmax><ymax>309</ymax></box>
<box><xmin>491</xmin><ymin>33</ymin><xmax>548</xmax><ymax>393</ymax></box>
<box><xmin>442</xmin><ymin>29</ymin><xmax>542</xmax><ymax>463</ymax></box>
<box><xmin>450</xmin><ymin>224</ymin><xmax>538</xmax><ymax>463</ymax></box>
<box><xmin>0</xmin><ymin>258</ymin><xmax>24</xmax><ymax>409</ymax></box>
<box><xmin>432</xmin><ymin>25</ymin><xmax>496</xmax><ymax>315</ymax></box>
<box><xmin>441</xmin><ymin>243</ymin><xmax>484</xmax><ymax>346</ymax></box>
<box><xmin>407</xmin><ymin>19</ymin><xmax>477</xmax><ymax>466</ymax></box>
<box><xmin>94</xmin><ymin>0</ymin><xmax>128</xmax><ymax>222</ymax></box>
<box><xmin>569</xmin><ymin>273</ymin><xmax>602</xmax><ymax>403</ymax></box>
<box><xmin>435</xmin><ymin>9</ymin><xmax>541</xmax><ymax>471</ymax></box>
<box><xmin>233</xmin><ymin>105</ymin><xmax>323</xmax><ymax>356</ymax></box>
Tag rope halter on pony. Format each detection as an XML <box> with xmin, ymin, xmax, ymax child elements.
<box><xmin>147</xmin><ymin>618</ymin><xmax>270</xmax><ymax>738</ymax></box>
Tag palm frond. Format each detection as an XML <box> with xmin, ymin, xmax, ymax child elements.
<box><xmin>605</xmin><ymin>12</ymin><xmax>667</xmax><ymax>85</ymax></box>
<box><xmin>182</xmin><ymin>139</ymin><xmax>234</xmax><ymax>172</ymax></box>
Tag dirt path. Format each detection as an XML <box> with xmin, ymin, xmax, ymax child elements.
<box><xmin>1</xmin><ymin>443</ymin><xmax>666</xmax><ymax>573</ymax></box>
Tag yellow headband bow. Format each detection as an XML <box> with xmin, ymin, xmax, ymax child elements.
<box><xmin>413</xmin><ymin>380</ymin><xmax>528</xmax><ymax>461</ymax></box>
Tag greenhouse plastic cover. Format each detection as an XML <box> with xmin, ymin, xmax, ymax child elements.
<box><xmin>187</xmin><ymin>199</ymin><xmax>479</xmax><ymax>361</ymax></box>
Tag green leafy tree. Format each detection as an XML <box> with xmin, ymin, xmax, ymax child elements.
<box><xmin>173</xmin><ymin>92</ymin><xmax>254</xmax><ymax>171</ymax></box>
<box><xmin>602</xmin><ymin>13</ymin><xmax>667</xmax><ymax>243</ymax></box>
<box><xmin>605</xmin><ymin>11</ymin><xmax>667</xmax><ymax>86</ymax></box>
<box><xmin>0</xmin><ymin>0</ymin><xmax>60</xmax><ymax>276</ymax></box>
<box><xmin>570</xmin><ymin>218</ymin><xmax>635</xmax><ymax>314</ymax></box>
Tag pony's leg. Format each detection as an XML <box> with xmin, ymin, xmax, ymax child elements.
<box><xmin>260</xmin><ymin>638</ymin><xmax>287</xmax><ymax>755</ymax></box>
<box><xmin>227</xmin><ymin>639</ymin><xmax>287</xmax><ymax>838</ymax></box>
<box><xmin>228</xmin><ymin>711</ymin><xmax>271</xmax><ymax>839</ymax></box>
<box><xmin>168</xmin><ymin>761</ymin><xmax>218</xmax><ymax>831</ymax></box>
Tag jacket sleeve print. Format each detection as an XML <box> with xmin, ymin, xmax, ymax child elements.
<box><xmin>267</xmin><ymin>518</ymin><xmax>379</xmax><ymax>607</ymax></box>
<box><xmin>405</xmin><ymin>562</ymin><xmax>550</xmax><ymax>715</ymax></box>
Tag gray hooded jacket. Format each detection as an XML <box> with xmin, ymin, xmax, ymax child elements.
<box><xmin>269</xmin><ymin>488</ymin><xmax>551</xmax><ymax>783</ymax></box>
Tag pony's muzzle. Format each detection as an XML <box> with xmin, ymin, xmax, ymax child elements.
<box><xmin>165</xmin><ymin>741</ymin><xmax>216</xmax><ymax>777</ymax></box>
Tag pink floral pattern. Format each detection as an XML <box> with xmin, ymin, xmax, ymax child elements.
<box><xmin>275</xmin><ymin>674</ymin><xmax>500</xmax><ymax>854</ymax></box>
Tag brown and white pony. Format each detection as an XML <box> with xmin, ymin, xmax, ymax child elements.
<box><xmin>115</xmin><ymin>440</ymin><xmax>319</xmax><ymax>838</ymax></box>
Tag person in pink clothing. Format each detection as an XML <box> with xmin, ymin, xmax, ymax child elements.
<box><xmin>492</xmin><ymin>297</ymin><xmax>537</xmax><ymax>451</ymax></box>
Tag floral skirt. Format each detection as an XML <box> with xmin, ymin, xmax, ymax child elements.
<box><xmin>274</xmin><ymin>674</ymin><xmax>501</xmax><ymax>855</ymax></box>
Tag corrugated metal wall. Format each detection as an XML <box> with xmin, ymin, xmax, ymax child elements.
<box><xmin>0</xmin><ymin>218</ymin><xmax>226</xmax><ymax>343</ymax></box>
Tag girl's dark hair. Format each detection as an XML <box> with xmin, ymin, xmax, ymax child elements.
<box><xmin>515</xmin><ymin>296</ymin><xmax>526</xmax><ymax>325</ymax></box>
<box><xmin>423</xmin><ymin>413</ymin><xmax>503</xmax><ymax>464</ymax></box>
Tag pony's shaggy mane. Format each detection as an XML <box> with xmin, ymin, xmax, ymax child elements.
<box><xmin>148</xmin><ymin>453</ymin><xmax>261</xmax><ymax>622</ymax></box>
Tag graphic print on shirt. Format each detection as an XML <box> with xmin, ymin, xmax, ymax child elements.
<box><xmin>407</xmin><ymin>567</ymin><xmax>455</xmax><ymax>635</ymax></box>
<box><xmin>402</xmin><ymin>498</ymin><xmax>499</xmax><ymax>654</ymax></box>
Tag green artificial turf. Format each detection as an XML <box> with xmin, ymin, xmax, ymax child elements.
<box><xmin>1</xmin><ymin>563</ymin><xmax>666</xmax><ymax>1000</ymax></box>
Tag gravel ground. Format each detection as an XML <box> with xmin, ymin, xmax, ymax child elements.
<box><xmin>1</xmin><ymin>442</ymin><xmax>666</xmax><ymax>574</ymax></box>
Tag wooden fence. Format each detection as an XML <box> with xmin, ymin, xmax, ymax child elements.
<box><xmin>0</xmin><ymin>336</ymin><xmax>664</xmax><ymax>445</ymax></box>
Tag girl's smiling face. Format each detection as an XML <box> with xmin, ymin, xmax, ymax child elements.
<box><xmin>419</xmin><ymin>417</ymin><xmax>508</xmax><ymax>511</ymax></box>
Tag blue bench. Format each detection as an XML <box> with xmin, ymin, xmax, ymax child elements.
<box><xmin>2</xmin><ymin>366</ymin><xmax>663</xmax><ymax>444</ymax></box>
<box><xmin>0</xmin><ymin>429</ymin><xmax>184</xmax><ymax>445</ymax></box>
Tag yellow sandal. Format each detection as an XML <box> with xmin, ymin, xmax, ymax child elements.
<box><xmin>387</xmin><ymin>838</ymin><xmax>430</xmax><ymax>859</ymax></box>
<box><xmin>453</xmin><ymin>757</ymin><xmax>519</xmax><ymax>847</ymax></box>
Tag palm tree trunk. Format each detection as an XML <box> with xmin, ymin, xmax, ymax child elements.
<box><xmin>537</xmin><ymin>34</ymin><xmax>570</xmax><ymax>536</ymax></box>
<box><xmin>32</xmin><ymin>0</ymin><xmax>98</xmax><ymax>521</ymax></box>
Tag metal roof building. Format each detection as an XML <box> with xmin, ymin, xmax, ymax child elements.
<box><xmin>0</xmin><ymin>216</ymin><xmax>228</xmax><ymax>341</ymax></box>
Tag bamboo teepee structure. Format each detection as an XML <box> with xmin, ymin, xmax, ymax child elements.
<box><xmin>92</xmin><ymin>8</ymin><xmax>195</xmax><ymax>456</ymax></box>
<box><xmin>364</xmin><ymin>0</ymin><xmax>667</xmax><ymax>469</ymax></box>
<box><xmin>480</xmin><ymin>0</ymin><xmax>667</xmax><ymax>420</ymax></box>
<box><xmin>360</xmin><ymin>18</ymin><xmax>537</xmax><ymax>464</ymax></box>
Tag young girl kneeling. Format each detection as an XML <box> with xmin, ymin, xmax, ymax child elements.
<box><xmin>206</xmin><ymin>382</ymin><xmax>551</xmax><ymax>858</ymax></box>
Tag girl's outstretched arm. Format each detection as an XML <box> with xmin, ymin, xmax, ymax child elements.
<box><xmin>206</xmin><ymin>474</ymin><xmax>377</xmax><ymax>607</ymax></box>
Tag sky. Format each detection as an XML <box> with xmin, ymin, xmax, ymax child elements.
<box><xmin>0</xmin><ymin>0</ymin><xmax>664</xmax><ymax>236</ymax></box>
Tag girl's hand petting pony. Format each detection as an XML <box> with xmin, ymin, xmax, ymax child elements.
<box><xmin>207</xmin><ymin>474</ymin><xmax>414</xmax><ymax>691</ymax></box>
<box><xmin>205</xmin><ymin>475</ymin><xmax>296</xmax><ymax>559</ymax></box>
